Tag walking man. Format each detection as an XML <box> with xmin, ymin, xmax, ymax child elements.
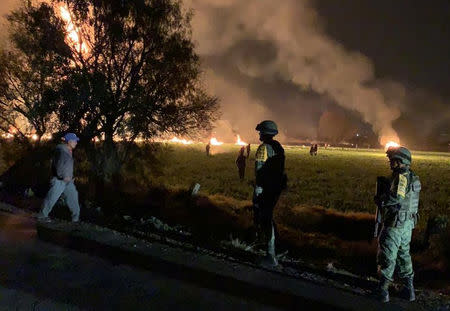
<box><xmin>39</xmin><ymin>133</ymin><xmax>81</xmax><ymax>222</ymax></box>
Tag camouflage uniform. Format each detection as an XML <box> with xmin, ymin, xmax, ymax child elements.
<box><xmin>377</xmin><ymin>170</ymin><xmax>420</xmax><ymax>279</ymax></box>
<box><xmin>375</xmin><ymin>146</ymin><xmax>420</xmax><ymax>302</ymax></box>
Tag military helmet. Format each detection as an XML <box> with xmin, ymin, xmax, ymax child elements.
<box><xmin>386</xmin><ymin>146</ymin><xmax>412</xmax><ymax>165</ymax></box>
<box><xmin>255</xmin><ymin>120</ymin><xmax>278</xmax><ymax>136</ymax></box>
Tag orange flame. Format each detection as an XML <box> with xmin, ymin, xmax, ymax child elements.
<box><xmin>209</xmin><ymin>137</ymin><xmax>223</xmax><ymax>146</ymax></box>
<box><xmin>59</xmin><ymin>5</ymin><xmax>88</xmax><ymax>54</ymax></box>
<box><xmin>385</xmin><ymin>141</ymin><xmax>400</xmax><ymax>151</ymax></box>
<box><xmin>235</xmin><ymin>135</ymin><xmax>247</xmax><ymax>146</ymax></box>
<box><xmin>170</xmin><ymin>137</ymin><xmax>193</xmax><ymax>145</ymax></box>
<box><xmin>1</xmin><ymin>133</ymin><xmax>13</xmax><ymax>139</ymax></box>
<box><xmin>41</xmin><ymin>133</ymin><xmax>53</xmax><ymax>141</ymax></box>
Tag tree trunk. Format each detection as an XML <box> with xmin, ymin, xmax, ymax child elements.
<box><xmin>99</xmin><ymin>131</ymin><xmax>121</xmax><ymax>184</ymax></box>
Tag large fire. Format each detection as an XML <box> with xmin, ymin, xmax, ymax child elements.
<box><xmin>235</xmin><ymin>135</ymin><xmax>247</xmax><ymax>146</ymax></box>
<box><xmin>170</xmin><ymin>137</ymin><xmax>193</xmax><ymax>145</ymax></box>
<box><xmin>59</xmin><ymin>5</ymin><xmax>88</xmax><ymax>54</ymax></box>
<box><xmin>209</xmin><ymin>137</ymin><xmax>223</xmax><ymax>146</ymax></box>
<box><xmin>385</xmin><ymin>141</ymin><xmax>400</xmax><ymax>151</ymax></box>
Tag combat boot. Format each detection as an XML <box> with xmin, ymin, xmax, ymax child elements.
<box><xmin>260</xmin><ymin>225</ymin><xmax>278</xmax><ymax>268</ymax></box>
<box><xmin>377</xmin><ymin>278</ymin><xmax>390</xmax><ymax>303</ymax></box>
<box><xmin>400</xmin><ymin>277</ymin><xmax>415</xmax><ymax>301</ymax></box>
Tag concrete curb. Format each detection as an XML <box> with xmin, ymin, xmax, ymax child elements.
<box><xmin>36</xmin><ymin>219</ymin><xmax>421</xmax><ymax>311</ymax></box>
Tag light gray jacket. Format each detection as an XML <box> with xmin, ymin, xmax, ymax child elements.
<box><xmin>51</xmin><ymin>144</ymin><xmax>74</xmax><ymax>180</ymax></box>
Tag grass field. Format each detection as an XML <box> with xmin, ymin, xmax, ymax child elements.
<box><xmin>1</xmin><ymin>141</ymin><xmax>449</xmax><ymax>288</ymax></box>
<box><xmin>147</xmin><ymin>143</ymin><xmax>449</xmax><ymax>229</ymax></box>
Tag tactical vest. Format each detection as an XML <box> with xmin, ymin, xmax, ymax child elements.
<box><xmin>256</xmin><ymin>140</ymin><xmax>287</xmax><ymax>192</ymax></box>
<box><xmin>397</xmin><ymin>172</ymin><xmax>421</xmax><ymax>227</ymax></box>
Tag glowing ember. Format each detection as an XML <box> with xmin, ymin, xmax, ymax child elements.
<box><xmin>41</xmin><ymin>133</ymin><xmax>53</xmax><ymax>141</ymax></box>
<box><xmin>385</xmin><ymin>141</ymin><xmax>400</xmax><ymax>151</ymax></box>
<box><xmin>209</xmin><ymin>137</ymin><xmax>223</xmax><ymax>146</ymax></box>
<box><xmin>1</xmin><ymin>133</ymin><xmax>13</xmax><ymax>139</ymax></box>
<box><xmin>31</xmin><ymin>134</ymin><xmax>39</xmax><ymax>141</ymax></box>
<box><xmin>235</xmin><ymin>135</ymin><xmax>247</xmax><ymax>146</ymax></box>
<box><xmin>170</xmin><ymin>137</ymin><xmax>193</xmax><ymax>145</ymax></box>
<box><xmin>59</xmin><ymin>5</ymin><xmax>88</xmax><ymax>54</ymax></box>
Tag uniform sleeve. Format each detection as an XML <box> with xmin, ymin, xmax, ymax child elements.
<box><xmin>255</xmin><ymin>144</ymin><xmax>267</xmax><ymax>172</ymax></box>
<box><xmin>384</xmin><ymin>172</ymin><xmax>408</xmax><ymax>208</ymax></box>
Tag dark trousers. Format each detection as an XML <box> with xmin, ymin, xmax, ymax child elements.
<box><xmin>238</xmin><ymin>167</ymin><xmax>245</xmax><ymax>180</ymax></box>
<box><xmin>253</xmin><ymin>190</ymin><xmax>281</xmax><ymax>250</ymax></box>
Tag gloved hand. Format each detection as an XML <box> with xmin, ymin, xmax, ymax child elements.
<box><xmin>254</xmin><ymin>186</ymin><xmax>263</xmax><ymax>196</ymax></box>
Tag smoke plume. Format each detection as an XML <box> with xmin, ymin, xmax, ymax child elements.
<box><xmin>2</xmin><ymin>0</ymin><xmax>448</xmax><ymax>146</ymax></box>
<box><xmin>187</xmin><ymin>0</ymin><xmax>403</xmax><ymax>144</ymax></box>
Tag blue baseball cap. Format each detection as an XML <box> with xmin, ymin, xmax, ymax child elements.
<box><xmin>64</xmin><ymin>133</ymin><xmax>80</xmax><ymax>142</ymax></box>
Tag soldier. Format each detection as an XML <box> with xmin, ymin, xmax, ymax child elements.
<box><xmin>38</xmin><ymin>133</ymin><xmax>81</xmax><ymax>223</ymax></box>
<box><xmin>236</xmin><ymin>146</ymin><xmax>246</xmax><ymax>180</ymax></box>
<box><xmin>205</xmin><ymin>142</ymin><xmax>211</xmax><ymax>157</ymax></box>
<box><xmin>253</xmin><ymin>120</ymin><xmax>287</xmax><ymax>267</ymax></box>
<box><xmin>246</xmin><ymin>143</ymin><xmax>251</xmax><ymax>158</ymax></box>
<box><xmin>374</xmin><ymin>146</ymin><xmax>420</xmax><ymax>303</ymax></box>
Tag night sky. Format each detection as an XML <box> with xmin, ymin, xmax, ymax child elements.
<box><xmin>315</xmin><ymin>0</ymin><xmax>450</xmax><ymax>98</ymax></box>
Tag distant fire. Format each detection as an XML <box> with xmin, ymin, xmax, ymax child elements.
<box><xmin>41</xmin><ymin>133</ymin><xmax>52</xmax><ymax>141</ymax></box>
<box><xmin>209</xmin><ymin>137</ymin><xmax>223</xmax><ymax>146</ymax></box>
<box><xmin>385</xmin><ymin>141</ymin><xmax>400</xmax><ymax>150</ymax></box>
<box><xmin>1</xmin><ymin>133</ymin><xmax>13</xmax><ymax>139</ymax></box>
<box><xmin>235</xmin><ymin>135</ymin><xmax>247</xmax><ymax>146</ymax></box>
<box><xmin>170</xmin><ymin>137</ymin><xmax>193</xmax><ymax>145</ymax></box>
<box><xmin>59</xmin><ymin>5</ymin><xmax>88</xmax><ymax>54</ymax></box>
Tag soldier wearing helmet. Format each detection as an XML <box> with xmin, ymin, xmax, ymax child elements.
<box><xmin>253</xmin><ymin>120</ymin><xmax>287</xmax><ymax>267</ymax></box>
<box><xmin>374</xmin><ymin>146</ymin><xmax>421</xmax><ymax>302</ymax></box>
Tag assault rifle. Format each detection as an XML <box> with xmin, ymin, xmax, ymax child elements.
<box><xmin>374</xmin><ymin>176</ymin><xmax>390</xmax><ymax>238</ymax></box>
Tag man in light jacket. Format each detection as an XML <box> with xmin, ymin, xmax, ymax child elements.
<box><xmin>38</xmin><ymin>133</ymin><xmax>80</xmax><ymax>222</ymax></box>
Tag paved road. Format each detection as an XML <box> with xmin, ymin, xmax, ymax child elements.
<box><xmin>0</xmin><ymin>211</ymin><xmax>280</xmax><ymax>311</ymax></box>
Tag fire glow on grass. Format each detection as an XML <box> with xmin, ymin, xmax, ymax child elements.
<box><xmin>385</xmin><ymin>141</ymin><xmax>400</xmax><ymax>150</ymax></box>
<box><xmin>235</xmin><ymin>135</ymin><xmax>247</xmax><ymax>146</ymax></box>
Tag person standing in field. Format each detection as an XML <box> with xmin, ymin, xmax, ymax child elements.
<box><xmin>236</xmin><ymin>146</ymin><xmax>247</xmax><ymax>180</ymax></box>
<box><xmin>38</xmin><ymin>133</ymin><xmax>81</xmax><ymax>223</ymax></box>
<box><xmin>373</xmin><ymin>146</ymin><xmax>420</xmax><ymax>303</ymax></box>
<box><xmin>205</xmin><ymin>142</ymin><xmax>211</xmax><ymax>156</ymax></box>
<box><xmin>246</xmin><ymin>144</ymin><xmax>251</xmax><ymax>158</ymax></box>
<box><xmin>253</xmin><ymin>120</ymin><xmax>287</xmax><ymax>267</ymax></box>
